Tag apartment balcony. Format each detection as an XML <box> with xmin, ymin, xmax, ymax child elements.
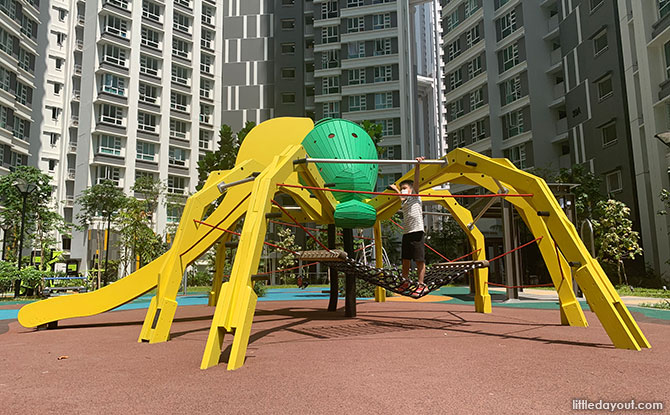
<box><xmin>67</xmin><ymin>168</ymin><xmax>76</xmax><ymax>180</ymax></box>
<box><xmin>68</xmin><ymin>141</ymin><xmax>77</xmax><ymax>153</ymax></box>
<box><xmin>72</xmin><ymin>89</ymin><xmax>81</xmax><ymax>101</ymax></box>
<box><xmin>549</xmin><ymin>48</ymin><xmax>562</xmax><ymax>67</ymax></box>
<box><xmin>556</xmin><ymin>117</ymin><xmax>568</xmax><ymax>134</ymax></box>
<box><xmin>547</xmin><ymin>13</ymin><xmax>559</xmax><ymax>33</ymax></box>
<box><xmin>73</xmin><ymin>64</ymin><xmax>82</xmax><ymax>76</ymax></box>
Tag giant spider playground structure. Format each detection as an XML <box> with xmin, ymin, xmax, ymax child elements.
<box><xmin>17</xmin><ymin>117</ymin><xmax>651</xmax><ymax>371</ymax></box>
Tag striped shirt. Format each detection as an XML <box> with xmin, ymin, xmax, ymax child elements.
<box><xmin>401</xmin><ymin>195</ymin><xmax>424</xmax><ymax>234</ymax></box>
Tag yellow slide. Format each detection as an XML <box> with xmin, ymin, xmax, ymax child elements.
<box><xmin>17</xmin><ymin>252</ymin><xmax>167</xmax><ymax>328</ymax></box>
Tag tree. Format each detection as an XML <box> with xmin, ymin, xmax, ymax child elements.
<box><xmin>592</xmin><ymin>199</ymin><xmax>643</xmax><ymax>286</ymax></box>
<box><xmin>659</xmin><ymin>189</ymin><xmax>670</xmax><ymax>217</ymax></box>
<box><xmin>360</xmin><ymin>120</ymin><xmax>384</xmax><ymax>156</ymax></box>
<box><xmin>555</xmin><ymin>164</ymin><xmax>606</xmax><ymax>223</ymax></box>
<box><xmin>0</xmin><ymin>166</ymin><xmax>65</xmax><ymax>266</ymax></box>
<box><xmin>274</xmin><ymin>227</ymin><xmax>300</xmax><ymax>284</ymax></box>
<box><xmin>76</xmin><ymin>180</ymin><xmax>127</xmax><ymax>288</ymax></box>
<box><xmin>196</xmin><ymin>122</ymin><xmax>257</xmax><ymax>190</ymax></box>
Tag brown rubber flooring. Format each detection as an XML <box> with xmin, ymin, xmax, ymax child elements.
<box><xmin>1</xmin><ymin>300</ymin><xmax>668</xmax><ymax>414</ymax></box>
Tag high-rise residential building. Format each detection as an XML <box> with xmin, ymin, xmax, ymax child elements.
<box><xmin>0</xmin><ymin>0</ymin><xmax>40</xmax><ymax>174</ymax></box>
<box><xmin>221</xmin><ymin>0</ymin><xmax>446</xmax><ymax>191</ymax></box>
<box><xmin>44</xmin><ymin>0</ymin><xmax>224</xmax><ymax>272</ymax></box>
<box><xmin>617</xmin><ymin>0</ymin><xmax>670</xmax><ymax>275</ymax></box>
<box><xmin>441</xmin><ymin>0</ymin><xmax>667</xmax><ymax>275</ymax></box>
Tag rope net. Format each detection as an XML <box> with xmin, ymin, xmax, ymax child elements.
<box><xmin>300</xmin><ymin>250</ymin><xmax>489</xmax><ymax>299</ymax></box>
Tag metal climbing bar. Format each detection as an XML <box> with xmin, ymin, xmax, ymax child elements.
<box><xmin>277</xmin><ymin>183</ymin><xmax>533</xmax><ymax>199</ymax></box>
<box><xmin>294</xmin><ymin>158</ymin><xmax>448</xmax><ymax>166</ymax></box>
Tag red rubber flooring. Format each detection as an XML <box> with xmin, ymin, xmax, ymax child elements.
<box><xmin>1</xmin><ymin>300</ymin><xmax>668</xmax><ymax>414</ymax></box>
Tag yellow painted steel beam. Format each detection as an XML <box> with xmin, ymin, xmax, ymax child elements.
<box><xmin>373</xmin><ymin>221</ymin><xmax>386</xmax><ymax>302</ymax></box>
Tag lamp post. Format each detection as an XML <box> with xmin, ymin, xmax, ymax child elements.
<box><xmin>13</xmin><ymin>177</ymin><xmax>37</xmax><ymax>297</ymax></box>
<box><xmin>654</xmin><ymin>132</ymin><xmax>670</xmax><ymax>148</ymax></box>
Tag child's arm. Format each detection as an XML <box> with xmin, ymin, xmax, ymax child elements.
<box><xmin>413</xmin><ymin>157</ymin><xmax>425</xmax><ymax>194</ymax></box>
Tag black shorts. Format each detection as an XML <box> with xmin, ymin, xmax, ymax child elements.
<box><xmin>401</xmin><ymin>231</ymin><xmax>425</xmax><ymax>262</ymax></box>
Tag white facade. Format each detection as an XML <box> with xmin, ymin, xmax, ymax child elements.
<box><xmin>617</xmin><ymin>0</ymin><xmax>670</xmax><ymax>277</ymax></box>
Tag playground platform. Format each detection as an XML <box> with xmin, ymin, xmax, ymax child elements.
<box><xmin>1</xmin><ymin>289</ymin><xmax>668</xmax><ymax>414</ymax></box>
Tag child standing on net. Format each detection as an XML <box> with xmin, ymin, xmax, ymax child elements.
<box><xmin>389</xmin><ymin>157</ymin><xmax>427</xmax><ymax>298</ymax></box>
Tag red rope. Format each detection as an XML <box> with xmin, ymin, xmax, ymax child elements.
<box><xmin>486</xmin><ymin>282</ymin><xmax>555</xmax><ymax>289</ymax></box>
<box><xmin>271</xmin><ymin>200</ymin><xmax>331</xmax><ymax>251</ymax></box>
<box><xmin>488</xmin><ymin>237</ymin><xmax>543</xmax><ymax>263</ymax></box>
<box><xmin>269</xmin><ymin>220</ymin><xmax>374</xmax><ymax>241</ymax></box>
<box><xmin>193</xmin><ymin>219</ymin><xmax>300</xmax><ymax>255</ymax></box>
<box><xmin>449</xmin><ymin>248</ymin><xmax>482</xmax><ymax>263</ymax></box>
<box><xmin>388</xmin><ymin>218</ymin><xmax>451</xmax><ymax>262</ymax></box>
<box><xmin>277</xmin><ymin>183</ymin><xmax>533</xmax><ymax>199</ymax></box>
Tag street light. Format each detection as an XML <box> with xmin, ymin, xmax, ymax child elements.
<box><xmin>654</xmin><ymin>132</ymin><xmax>670</xmax><ymax>148</ymax></box>
<box><xmin>13</xmin><ymin>177</ymin><xmax>37</xmax><ymax>297</ymax></box>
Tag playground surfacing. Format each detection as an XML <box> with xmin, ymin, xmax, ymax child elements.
<box><xmin>1</xmin><ymin>290</ymin><xmax>669</xmax><ymax>414</ymax></box>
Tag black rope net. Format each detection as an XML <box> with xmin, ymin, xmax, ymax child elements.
<box><xmin>299</xmin><ymin>250</ymin><xmax>489</xmax><ymax>299</ymax></box>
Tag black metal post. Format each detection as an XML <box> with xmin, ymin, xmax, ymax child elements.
<box><xmin>327</xmin><ymin>224</ymin><xmax>338</xmax><ymax>311</ymax></box>
<box><xmin>1</xmin><ymin>226</ymin><xmax>9</xmax><ymax>261</ymax></box>
<box><xmin>103</xmin><ymin>214</ymin><xmax>111</xmax><ymax>285</ymax></box>
<box><xmin>15</xmin><ymin>192</ymin><xmax>28</xmax><ymax>298</ymax></box>
<box><xmin>343</xmin><ymin>228</ymin><xmax>356</xmax><ymax>317</ymax></box>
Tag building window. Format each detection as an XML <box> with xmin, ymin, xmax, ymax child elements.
<box><xmin>201</xmin><ymin>28</ymin><xmax>214</xmax><ymax>49</ymax></box>
<box><xmin>142</xmin><ymin>0</ymin><xmax>162</xmax><ymax>22</ymax></box>
<box><xmin>452</xmin><ymin>129</ymin><xmax>466</xmax><ymax>149</ymax></box>
<box><xmin>448</xmin><ymin>39</ymin><xmax>461</xmax><ymax>60</ymax></box>
<box><xmin>96</xmin><ymin>166</ymin><xmax>121</xmax><ymax>186</ymax></box>
<box><xmin>323</xmin><ymin>102</ymin><xmax>340</xmax><ymax>118</ymax></box>
<box><xmin>50</xmin><ymin>106</ymin><xmax>61</xmax><ymax>121</ymax></box>
<box><xmin>373</xmin><ymin>38</ymin><xmax>393</xmax><ymax>56</ymax></box>
<box><xmin>466</xmin><ymin>25</ymin><xmax>481</xmax><ymax>48</ymax></box>
<box><xmin>449</xmin><ymin>69</ymin><xmax>462</xmax><ymax>90</ymax></box>
<box><xmin>504</xmin><ymin>144</ymin><xmax>527</xmax><ymax>169</ymax></box>
<box><xmin>593</xmin><ymin>30</ymin><xmax>608</xmax><ymax>56</ymax></box>
<box><xmin>465</xmin><ymin>0</ymin><xmax>480</xmax><ymax>17</ymax></box>
<box><xmin>282</xmin><ymin>93</ymin><xmax>296</xmax><ymax>104</ymax></box>
<box><xmin>200</xmin><ymin>53</ymin><xmax>213</xmax><ymax>74</ymax></box>
<box><xmin>450</xmin><ymin>100</ymin><xmax>464</xmax><ymax>119</ymax></box>
<box><xmin>501</xmin><ymin>43</ymin><xmax>519</xmax><ymax>72</ymax></box>
<box><xmin>348</xmin><ymin>41</ymin><xmax>365</xmax><ymax>58</ymax></box>
<box><xmin>605</xmin><ymin>170</ymin><xmax>623</xmax><ymax>193</ymax></box>
<box><xmin>170</xmin><ymin>91</ymin><xmax>189</xmax><ymax>111</ymax></box>
<box><xmin>167</xmin><ymin>175</ymin><xmax>187</xmax><ymax>194</ymax></box>
<box><xmin>372</xmin><ymin>13</ymin><xmax>391</xmax><ymax>30</ymax></box>
<box><xmin>171</xmin><ymin>64</ymin><xmax>190</xmax><ymax>85</ymax></box>
<box><xmin>138</xmin><ymin>111</ymin><xmax>158</xmax><ymax>132</ymax></box>
<box><xmin>470</xmin><ymin>88</ymin><xmax>484</xmax><ymax>110</ymax></box>
<box><xmin>201</xmin><ymin>4</ymin><xmax>215</xmax><ymax>25</ymax></box>
<box><xmin>468</xmin><ymin>56</ymin><xmax>483</xmax><ymax>78</ymax></box>
<box><xmin>348</xmin><ymin>0</ymin><xmax>364</xmax><ymax>6</ymax></box>
<box><xmin>471</xmin><ymin>119</ymin><xmax>487</xmax><ymax>141</ymax></box>
<box><xmin>660</xmin><ymin>0</ymin><xmax>670</xmax><ymax>19</ymax></box>
<box><xmin>348</xmin><ymin>95</ymin><xmax>366</xmax><ymax>112</ymax></box>
<box><xmin>376</xmin><ymin>119</ymin><xmax>396</xmax><ymax>136</ymax></box>
<box><xmin>172</xmin><ymin>38</ymin><xmax>190</xmax><ymax>59</ymax></box>
<box><xmin>102</xmin><ymin>44</ymin><xmax>127</xmax><ymax>67</ymax></box>
<box><xmin>199</xmin><ymin>130</ymin><xmax>211</xmax><ymax>150</ymax></box>
<box><xmin>321</xmin><ymin>1</ymin><xmax>338</xmax><ymax>19</ymax></box>
<box><xmin>664</xmin><ymin>41</ymin><xmax>670</xmax><ymax>79</ymax></box>
<box><xmin>445</xmin><ymin>9</ymin><xmax>459</xmax><ymax>33</ymax></box>
<box><xmin>501</xmin><ymin>76</ymin><xmax>521</xmax><ymax>105</ymax></box>
<box><xmin>170</xmin><ymin>119</ymin><xmax>189</xmax><ymax>139</ymax></box>
<box><xmin>348</xmin><ymin>69</ymin><xmax>365</xmax><ymax>85</ymax></box>
<box><xmin>168</xmin><ymin>146</ymin><xmax>188</xmax><ymax>167</ymax></box>
<box><xmin>104</xmin><ymin>15</ymin><xmax>128</xmax><ymax>38</ymax></box>
<box><xmin>499</xmin><ymin>10</ymin><xmax>517</xmax><ymax>40</ymax></box>
<box><xmin>322</xmin><ymin>26</ymin><xmax>339</xmax><ymax>44</ymax></box>
<box><xmin>173</xmin><ymin>12</ymin><xmax>191</xmax><ymax>33</ymax></box>
<box><xmin>200</xmin><ymin>78</ymin><xmax>213</xmax><ymax>99</ymax></box>
<box><xmin>590</xmin><ymin>0</ymin><xmax>604</xmax><ymax>11</ymax></box>
<box><xmin>200</xmin><ymin>104</ymin><xmax>213</xmax><ymax>124</ymax></box>
<box><xmin>102</xmin><ymin>73</ymin><xmax>125</xmax><ymax>96</ymax></box>
<box><xmin>99</xmin><ymin>104</ymin><xmax>123</xmax><ymax>125</ymax></box>
<box><xmin>96</xmin><ymin>135</ymin><xmax>122</xmax><ymax>156</ymax></box>
<box><xmin>347</xmin><ymin>17</ymin><xmax>364</xmax><ymax>33</ymax></box>
<box><xmin>374</xmin><ymin>92</ymin><xmax>393</xmax><ymax>109</ymax></box>
<box><xmin>141</xmin><ymin>26</ymin><xmax>161</xmax><ymax>49</ymax></box>
<box><xmin>322</xmin><ymin>76</ymin><xmax>339</xmax><ymax>94</ymax></box>
<box><xmin>140</xmin><ymin>54</ymin><xmax>160</xmax><ymax>76</ymax></box>
<box><xmin>281</xmin><ymin>19</ymin><xmax>295</xmax><ymax>30</ymax></box>
<box><xmin>167</xmin><ymin>204</ymin><xmax>183</xmax><ymax>223</ymax></box>
<box><xmin>601</xmin><ymin>121</ymin><xmax>617</xmax><ymax>147</ymax></box>
<box><xmin>136</xmin><ymin>141</ymin><xmax>156</xmax><ymax>162</ymax></box>
<box><xmin>597</xmin><ymin>75</ymin><xmax>613</xmax><ymax>100</ymax></box>
<box><xmin>503</xmin><ymin>110</ymin><xmax>524</xmax><ymax>138</ymax></box>
<box><xmin>281</xmin><ymin>42</ymin><xmax>296</xmax><ymax>54</ymax></box>
<box><xmin>373</xmin><ymin>65</ymin><xmax>392</xmax><ymax>83</ymax></box>
<box><xmin>139</xmin><ymin>83</ymin><xmax>158</xmax><ymax>104</ymax></box>
<box><xmin>321</xmin><ymin>50</ymin><xmax>339</xmax><ymax>69</ymax></box>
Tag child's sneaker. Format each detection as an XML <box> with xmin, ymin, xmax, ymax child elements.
<box><xmin>411</xmin><ymin>284</ymin><xmax>429</xmax><ymax>298</ymax></box>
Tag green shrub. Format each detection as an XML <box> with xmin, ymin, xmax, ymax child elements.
<box><xmin>187</xmin><ymin>270</ymin><xmax>212</xmax><ymax>287</ymax></box>
<box><xmin>0</xmin><ymin>261</ymin><xmax>18</xmax><ymax>294</ymax></box>
<box><xmin>253</xmin><ymin>281</ymin><xmax>266</xmax><ymax>297</ymax></box>
<box><xmin>338</xmin><ymin>277</ymin><xmax>378</xmax><ymax>298</ymax></box>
